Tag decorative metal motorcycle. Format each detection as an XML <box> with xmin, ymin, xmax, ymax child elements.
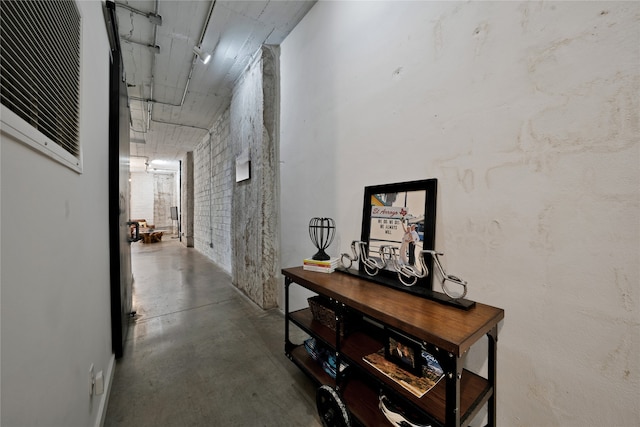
<box><xmin>340</xmin><ymin>241</ymin><xmax>468</xmax><ymax>299</ymax></box>
<box><xmin>340</xmin><ymin>241</ymin><xmax>386</xmax><ymax>276</ymax></box>
<box><xmin>422</xmin><ymin>250</ymin><xmax>468</xmax><ymax>299</ymax></box>
<box><xmin>379</xmin><ymin>244</ymin><xmax>429</xmax><ymax>287</ymax></box>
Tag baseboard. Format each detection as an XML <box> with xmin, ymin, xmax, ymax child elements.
<box><xmin>94</xmin><ymin>354</ymin><xmax>116</xmax><ymax>427</ymax></box>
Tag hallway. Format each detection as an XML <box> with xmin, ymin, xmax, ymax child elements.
<box><xmin>104</xmin><ymin>239</ymin><xmax>321</xmax><ymax>426</ymax></box>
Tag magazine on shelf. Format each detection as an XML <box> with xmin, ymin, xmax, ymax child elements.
<box><xmin>363</xmin><ymin>348</ymin><xmax>444</xmax><ymax>398</ymax></box>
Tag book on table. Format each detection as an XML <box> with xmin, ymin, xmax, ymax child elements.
<box><xmin>303</xmin><ymin>257</ymin><xmax>339</xmax><ymax>272</ymax></box>
<box><xmin>303</xmin><ymin>257</ymin><xmax>339</xmax><ymax>267</ymax></box>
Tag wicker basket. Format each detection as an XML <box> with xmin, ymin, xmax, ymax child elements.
<box><xmin>308</xmin><ymin>296</ymin><xmax>353</xmax><ymax>336</ymax></box>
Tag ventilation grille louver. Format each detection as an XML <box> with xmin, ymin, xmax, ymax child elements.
<box><xmin>0</xmin><ymin>0</ymin><xmax>81</xmax><ymax>162</ymax></box>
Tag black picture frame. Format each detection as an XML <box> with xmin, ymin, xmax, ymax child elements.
<box><xmin>336</xmin><ymin>178</ymin><xmax>474</xmax><ymax>309</ymax></box>
<box><xmin>360</xmin><ymin>178</ymin><xmax>437</xmax><ymax>292</ymax></box>
<box><xmin>384</xmin><ymin>329</ymin><xmax>423</xmax><ymax>376</ymax></box>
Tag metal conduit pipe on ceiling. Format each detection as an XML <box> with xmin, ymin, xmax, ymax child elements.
<box><xmin>146</xmin><ymin>0</ymin><xmax>159</xmax><ymax>131</ymax></box>
<box><xmin>115</xmin><ymin>0</ymin><xmax>157</xmax><ymax>132</ymax></box>
<box><xmin>114</xmin><ymin>1</ymin><xmax>162</xmax><ymax>25</ymax></box>
<box><xmin>130</xmin><ymin>0</ymin><xmax>217</xmax><ymax>130</ymax></box>
<box><xmin>149</xmin><ymin>117</ymin><xmax>210</xmax><ymax>133</ymax></box>
<box><xmin>116</xmin><ymin>0</ymin><xmax>216</xmax><ymax>133</ymax></box>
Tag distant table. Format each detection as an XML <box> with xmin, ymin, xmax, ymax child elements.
<box><xmin>140</xmin><ymin>228</ymin><xmax>163</xmax><ymax>243</ymax></box>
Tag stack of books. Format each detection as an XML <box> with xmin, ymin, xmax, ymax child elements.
<box><xmin>303</xmin><ymin>257</ymin><xmax>339</xmax><ymax>273</ymax></box>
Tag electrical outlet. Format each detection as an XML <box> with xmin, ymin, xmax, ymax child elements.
<box><xmin>95</xmin><ymin>371</ymin><xmax>104</xmax><ymax>395</ymax></box>
<box><xmin>89</xmin><ymin>364</ymin><xmax>95</xmax><ymax>396</ymax></box>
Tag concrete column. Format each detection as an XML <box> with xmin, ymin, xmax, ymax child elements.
<box><xmin>230</xmin><ymin>45</ymin><xmax>280</xmax><ymax>309</ymax></box>
<box><xmin>182</xmin><ymin>151</ymin><xmax>194</xmax><ymax>247</ymax></box>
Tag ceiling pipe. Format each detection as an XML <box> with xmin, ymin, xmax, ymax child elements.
<box><xmin>114</xmin><ymin>1</ymin><xmax>162</xmax><ymax>25</ymax></box>
<box><xmin>134</xmin><ymin>118</ymin><xmax>210</xmax><ymax>168</ymax></box>
<box><xmin>198</xmin><ymin>1</ymin><xmax>216</xmax><ymax>49</ymax></box>
<box><xmin>125</xmin><ymin>1</ymin><xmax>217</xmax><ymax>136</ymax></box>
<box><xmin>179</xmin><ymin>0</ymin><xmax>217</xmax><ymax>107</ymax></box>
<box><xmin>130</xmin><ymin>126</ymin><xmax>147</xmax><ymax>133</ymax></box>
<box><xmin>144</xmin><ymin>0</ymin><xmax>216</xmax><ymax>110</ymax></box>
<box><xmin>150</xmin><ymin>117</ymin><xmax>210</xmax><ymax>133</ymax></box>
<box><xmin>121</xmin><ymin>38</ymin><xmax>160</xmax><ymax>53</ymax></box>
<box><xmin>147</xmin><ymin>0</ymin><xmax>159</xmax><ymax>131</ymax></box>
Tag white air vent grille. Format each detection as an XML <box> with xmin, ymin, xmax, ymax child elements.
<box><xmin>0</xmin><ymin>0</ymin><xmax>82</xmax><ymax>170</ymax></box>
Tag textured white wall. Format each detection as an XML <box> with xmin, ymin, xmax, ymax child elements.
<box><xmin>280</xmin><ymin>1</ymin><xmax>639</xmax><ymax>426</ymax></box>
<box><xmin>0</xmin><ymin>1</ymin><xmax>114</xmax><ymax>425</ymax></box>
<box><xmin>229</xmin><ymin>47</ymin><xmax>280</xmax><ymax>308</ymax></box>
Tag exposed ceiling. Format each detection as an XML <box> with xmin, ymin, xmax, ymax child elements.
<box><xmin>114</xmin><ymin>0</ymin><xmax>316</xmax><ymax>172</ymax></box>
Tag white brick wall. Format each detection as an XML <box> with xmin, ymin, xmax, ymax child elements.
<box><xmin>190</xmin><ymin>47</ymin><xmax>279</xmax><ymax>307</ymax></box>
<box><xmin>193</xmin><ymin>109</ymin><xmax>233</xmax><ymax>273</ymax></box>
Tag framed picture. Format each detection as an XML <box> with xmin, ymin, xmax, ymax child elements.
<box><xmin>338</xmin><ymin>178</ymin><xmax>473</xmax><ymax>309</ymax></box>
<box><xmin>235</xmin><ymin>149</ymin><xmax>251</xmax><ymax>183</ymax></box>
<box><xmin>384</xmin><ymin>329</ymin><xmax>422</xmax><ymax>376</ymax></box>
<box><xmin>360</xmin><ymin>179</ymin><xmax>437</xmax><ymax>291</ymax></box>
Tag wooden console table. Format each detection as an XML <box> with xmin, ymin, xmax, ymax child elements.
<box><xmin>283</xmin><ymin>266</ymin><xmax>504</xmax><ymax>427</ymax></box>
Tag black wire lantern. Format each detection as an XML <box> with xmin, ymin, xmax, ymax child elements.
<box><xmin>309</xmin><ymin>217</ymin><xmax>336</xmax><ymax>261</ymax></box>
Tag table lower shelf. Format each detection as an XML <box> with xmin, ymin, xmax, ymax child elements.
<box><xmin>287</xmin><ymin>309</ymin><xmax>493</xmax><ymax>426</ymax></box>
<box><xmin>288</xmin><ymin>345</ymin><xmax>398</xmax><ymax>426</ymax></box>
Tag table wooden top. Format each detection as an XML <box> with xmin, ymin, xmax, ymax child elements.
<box><xmin>283</xmin><ymin>266</ymin><xmax>504</xmax><ymax>356</ymax></box>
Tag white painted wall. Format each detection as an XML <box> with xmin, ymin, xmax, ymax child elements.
<box><xmin>130</xmin><ymin>171</ymin><xmax>179</xmax><ymax>230</ymax></box>
<box><xmin>0</xmin><ymin>2</ymin><xmax>114</xmax><ymax>426</ymax></box>
<box><xmin>279</xmin><ymin>1</ymin><xmax>639</xmax><ymax>426</ymax></box>
<box><xmin>130</xmin><ymin>171</ymin><xmax>154</xmax><ymax>224</ymax></box>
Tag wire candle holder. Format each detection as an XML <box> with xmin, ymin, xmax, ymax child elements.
<box><xmin>309</xmin><ymin>217</ymin><xmax>336</xmax><ymax>261</ymax></box>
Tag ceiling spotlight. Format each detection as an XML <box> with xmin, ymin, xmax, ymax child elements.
<box><xmin>193</xmin><ymin>46</ymin><xmax>211</xmax><ymax>64</ymax></box>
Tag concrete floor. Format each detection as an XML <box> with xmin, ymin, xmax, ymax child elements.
<box><xmin>104</xmin><ymin>238</ymin><xmax>322</xmax><ymax>427</ymax></box>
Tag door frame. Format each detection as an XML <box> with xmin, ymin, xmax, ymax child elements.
<box><xmin>104</xmin><ymin>0</ymin><xmax>133</xmax><ymax>358</ymax></box>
